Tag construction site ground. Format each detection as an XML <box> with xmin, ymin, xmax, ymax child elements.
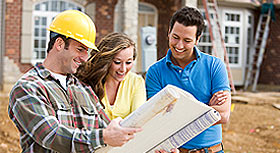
<box><xmin>0</xmin><ymin>85</ymin><xmax>280</xmax><ymax>153</ymax></box>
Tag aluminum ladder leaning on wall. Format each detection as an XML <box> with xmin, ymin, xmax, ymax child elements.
<box><xmin>202</xmin><ymin>0</ymin><xmax>236</xmax><ymax>94</ymax></box>
<box><xmin>244</xmin><ymin>4</ymin><xmax>272</xmax><ymax>92</ymax></box>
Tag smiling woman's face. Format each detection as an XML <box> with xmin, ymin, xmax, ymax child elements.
<box><xmin>107</xmin><ymin>46</ymin><xmax>134</xmax><ymax>82</ymax></box>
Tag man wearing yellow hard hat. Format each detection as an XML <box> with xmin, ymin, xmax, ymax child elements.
<box><xmin>8</xmin><ymin>10</ymin><xmax>142</xmax><ymax>152</ymax></box>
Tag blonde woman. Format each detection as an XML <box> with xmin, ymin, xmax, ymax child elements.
<box><xmin>77</xmin><ymin>32</ymin><xmax>146</xmax><ymax>120</ymax></box>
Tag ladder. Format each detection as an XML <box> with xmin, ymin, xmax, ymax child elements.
<box><xmin>202</xmin><ymin>0</ymin><xmax>236</xmax><ymax>94</ymax></box>
<box><xmin>244</xmin><ymin>6</ymin><xmax>271</xmax><ymax>91</ymax></box>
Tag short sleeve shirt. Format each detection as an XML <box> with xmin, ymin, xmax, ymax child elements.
<box><xmin>146</xmin><ymin>47</ymin><xmax>230</xmax><ymax>149</ymax></box>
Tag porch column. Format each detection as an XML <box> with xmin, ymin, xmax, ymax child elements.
<box><xmin>114</xmin><ymin>0</ymin><xmax>139</xmax><ymax>70</ymax></box>
<box><xmin>114</xmin><ymin>0</ymin><xmax>138</xmax><ymax>43</ymax></box>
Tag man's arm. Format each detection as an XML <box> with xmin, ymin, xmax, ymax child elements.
<box><xmin>210</xmin><ymin>90</ymin><xmax>231</xmax><ymax>124</ymax></box>
<box><xmin>209</xmin><ymin>90</ymin><xmax>228</xmax><ymax>106</ymax></box>
<box><xmin>209</xmin><ymin>58</ymin><xmax>231</xmax><ymax>125</ymax></box>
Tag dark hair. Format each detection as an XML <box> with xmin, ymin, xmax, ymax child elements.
<box><xmin>169</xmin><ymin>6</ymin><xmax>205</xmax><ymax>39</ymax></box>
<box><xmin>76</xmin><ymin>32</ymin><xmax>136</xmax><ymax>99</ymax></box>
<box><xmin>46</xmin><ymin>32</ymin><xmax>71</xmax><ymax>53</ymax></box>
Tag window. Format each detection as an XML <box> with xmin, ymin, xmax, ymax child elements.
<box><xmin>32</xmin><ymin>0</ymin><xmax>84</xmax><ymax>64</ymax></box>
<box><xmin>223</xmin><ymin>11</ymin><xmax>242</xmax><ymax>66</ymax></box>
<box><xmin>198</xmin><ymin>11</ymin><xmax>213</xmax><ymax>55</ymax></box>
<box><xmin>199</xmin><ymin>24</ymin><xmax>212</xmax><ymax>54</ymax></box>
<box><xmin>225</xmin><ymin>13</ymin><xmax>240</xmax><ymax>22</ymax></box>
<box><xmin>198</xmin><ymin>8</ymin><xmax>248</xmax><ymax>67</ymax></box>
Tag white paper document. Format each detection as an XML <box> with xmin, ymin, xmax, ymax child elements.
<box><xmin>96</xmin><ymin>85</ymin><xmax>221</xmax><ymax>153</ymax></box>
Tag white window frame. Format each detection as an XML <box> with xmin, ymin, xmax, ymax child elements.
<box><xmin>245</xmin><ymin>10</ymin><xmax>254</xmax><ymax>66</ymax></box>
<box><xmin>198</xmin><ymin>7</ymin><xmax>247</xmax><ymax>67</ymax></box>
<box><xmin>222</xmin><ymin>8</ymin><xmax>243</xmax><ymax>67</ymax></box>
<box><xmin>31</xmin><ymin>0</ymin><xmax>84</xmax><ymax>65</ymax></box>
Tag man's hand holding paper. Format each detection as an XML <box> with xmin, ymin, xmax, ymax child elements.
<box><xmin>103</xmin><ymin>117</ymin><xmax>142</xmax><ymax>147</ymax></box>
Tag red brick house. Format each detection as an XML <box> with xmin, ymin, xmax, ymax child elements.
<box><xmin>0</xmin><ymin>0</ymin><xmax>279</xmax><ymax>92</ymax></box>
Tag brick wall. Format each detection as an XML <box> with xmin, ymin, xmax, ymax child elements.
<box><xmin>4</xmin><ymin>0</ymin><xmax>181</xmax><ymax>73</ymax></box>
<box><xmin>5</xmin><ymin>0</ymin><xmax>119</xmax><ymax>74</ymax></box>
<box><xmin>5</xmin><ymin>0</ymin><xmax>32</xmax><ymax>73</ymax></box>
<box><xmin>87</xmin><ymin>0</ymin><xmax>118</xmax><ymax>43</ymax></box>
<box><xmin>140</xmin><ymin>0</ymin><xmax>182</xmax><ymax>59</ymax></box>
<box><xmin>258</xmin><ymin>7</ymin><xmax>280</xmax><ymax>85</ymax></box>
<box><xmin>89</xmin><ymin>0</ymin><xmax>181</xmax><ymax>59</ymax></box>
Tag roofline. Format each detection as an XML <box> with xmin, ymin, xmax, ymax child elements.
<box><xmin>198</xmin><ymin>0</ymin><xmax>260</xmax><ymax>10</ymax></box>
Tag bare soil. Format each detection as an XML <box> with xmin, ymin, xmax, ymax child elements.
<box><xmin>1</xmin><ymin>90</ymin><xmax>280</xmax><ymax>153</ymax></box>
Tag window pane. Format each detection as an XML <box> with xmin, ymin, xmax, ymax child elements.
<box><xmin>35</xmin><ymin>50</ymin><xmax>39</xmax><ymax>59</ymax></box>
<box><xmin>248</xmin><ymin>28</ymin><xmax>251</xmax><ymax>44</ymax></box>
<box><xmin>139</xmin><ymin>3</ymin><xmax>155</xmax><ymax>12</ymax></box>
<box><xmin>236</xmin><ymin>15</ymin><xmax>240</xmax><ymax>21</ymax></box>
<box><xmin>248</xmin><ymin>16</ymin><xmax>252</xmax><ymax>24</ymax></box>
<box><xmin>234</xmin><ymin>57</ymin><xmax>238</xmax><ymax>63</ymax></box>
<box><xmin>35</xmin><ymin>4</ymin><xmax>40</xmax><ymax>11</ymax></box>
<box><xmin>229</xmin><ymin>57</ymin><xmax>233</xmax><ymax>63</ymax></box>
<box><xmin>41</xmin><ymin>28</ymin><xmax>46</xmax><ymax>37</ymax></box>
<box><xmin>235</xmin><ymin>37</ymin><xmax>239</xmax><ymax>43</ymax></box>
<box><xmin>34</xmin><ymin>16</ymin><xmax>40</xmax><ymax>25</ymax></box>
<box><xmin>236</xmin><ymin>27</ymin><xmax>240</xmax><ymax>34</ymax></box>
<box><xmin>60</xmin><ymin>1</ymin><xmax>66</xmax><ymax>11</ymax></box>
<box><xmin>42</xmin><ymin>17</ymin><xmax>47</xmax><ymax>25</ymax></box>
<box><xmin>51</xmin><ymin>1</ymin><xmax>58</xmax><ymax>11</ymax></box>
<box><xmin>202</xmin><ymin>35</ymin><xmax>206</xmax><ymax>42</ymax></box>
<box><xmin>230</xmin><ymin>27</ymin><xmax>234</xmax><ymax>34</ymax></box>
<box><xmin>34</xmin><ymin>40</ymin><xmax>39</xmax><ymax>48</ymax></box>
<box><xmin>208</xmin><ymin>46</ymin><xmax>212</xmax><ymax>54</ymax></box>
<box><xmin>208</xmin><ymin>36</ymin><xmax>211</xmax><ymax>42</ymax></box>
<box><xmin>225</xmin><ymin>36</ymin><xmax>228</xmax><ymax>43</ymax></box>
<box><xmin>35</xmin><ymin>28</ymin><xmax>39</xmax><ymax>37</ymax></box>
<box><xmin>41</xmin><ymin>50</ymin><xmax>46</xmax><ymax>59</ymax></box>
<box><xmin>235</xmin><ymin>47</ymin><xmax>239</xmax><ymax>54</ymax></box>
<box><xmin>231</xmin><ymin>14</ymin><xmax>234</xmax><ymax>21</ymax></box>
<box><xmin>225</xmin><ymin>27</ymin><xmax>229</xmax><ymax>34</ymax></box>
<box><xmin>42</xmin><ymin>2</ymin><xmax>48</xmax><ymax>11</ymax></box>
<box><xmin>226</xmin><ymin>13</ymin><xmax>229</xmax><ymax>21</ymax></box>
<box><xmin>68</xmin><ymin>3</ymin><xmax>75</xmax><ymax>10</ymax></box>
<box><xmin>41</xmin><ymin>40</ymin><xmax>46</xmax><ymax>48</ymax></box>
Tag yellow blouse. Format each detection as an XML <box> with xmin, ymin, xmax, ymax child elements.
<box><xmin>101</xmin><ymin>72</ymin><xmax>146</xmax><ymax>120</ymax></box>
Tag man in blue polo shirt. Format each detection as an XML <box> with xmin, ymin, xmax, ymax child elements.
<box><xmin>146</xmin><ymin>6</ymin><xmax>231</xmax><ymax>153</ymax></box>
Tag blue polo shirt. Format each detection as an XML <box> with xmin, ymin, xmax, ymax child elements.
<box><xmin>145</xmin><ymin>47</ymin><xmax>230</xmax><ymax>149</ymax></box>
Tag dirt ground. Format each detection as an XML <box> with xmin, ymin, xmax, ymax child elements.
<box><xmin>0</xmin><ymin>89</ymin><xmax>280</xmax><ymax>153</ymax></box>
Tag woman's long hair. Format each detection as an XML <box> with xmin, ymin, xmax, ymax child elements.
<box><xmin>76</xmin><ymin>32</ymin><xmax>136</xmax><ymax>100</ymax></box>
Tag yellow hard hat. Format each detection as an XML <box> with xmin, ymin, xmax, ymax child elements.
<box><xmin>47</xmin><ymin>10</ymin><xmax>98</xmax><ymax>50</ymax></box>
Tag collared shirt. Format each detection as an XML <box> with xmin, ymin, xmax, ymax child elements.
<box><xmin>146</xmin><ymin>47</ymin><xmax>230</xmax><ymax>149</ymax></box>
<box><xmin>102</xmin><ymin>71</ymin><xmax>146</xmax><ymax>120</ymax></box>
<box><xmin>8</xmin><ymin>63</ymin><xmax>110</xmax><ymax>153</ymax></box>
